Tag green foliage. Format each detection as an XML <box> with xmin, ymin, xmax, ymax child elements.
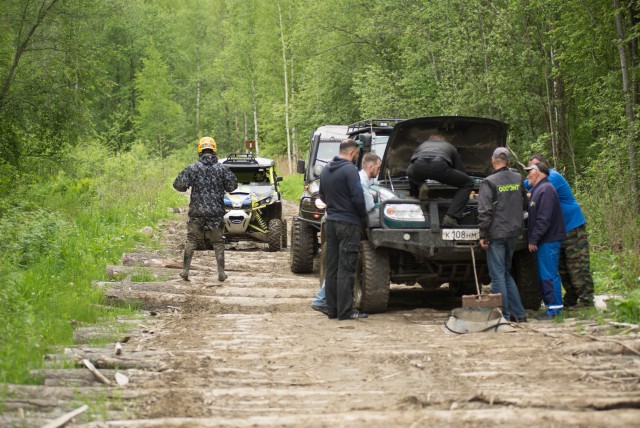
<box><xmin>278</xmin><ymin>174</ymin><xmax>305</xmax><ymax>202</ymax></box>
<box><xmin>134</xmin><ymin>45</ymin><xmax>186</xmax><ymax>157</ymax></box>
<box><xmin>609</xmin><ymin>289</ymin><xmax>640</xmax><ymax>324</ymax></box>
<box><xmin>0</xmin><ymin>141</ymin><xmax>184</xmax><ymax>383</ymax></box>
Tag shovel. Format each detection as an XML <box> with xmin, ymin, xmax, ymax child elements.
<box><xmin>444</xmin><ymin>246</ymin><xmax>514</xmax><ymax>333</ymax></box>
<box><xmin>461</xmin><ymin>245</ymin><xmax>502</xmax><ymax>309</ymax></box>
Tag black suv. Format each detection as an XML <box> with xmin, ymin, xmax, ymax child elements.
<box><xmin>290</xmin><ymin>119</ymin><xmax>403</xmax><ymax>273</ymax></box>
<box><xmin>290</xmin><ymin>125</ymin><xmax>348</xmax><ymax>273</ymax></box>
<box><xmin>354</xmin><ymin>116</ymin><xmax>540</xmax><ymax>313</ymax></box>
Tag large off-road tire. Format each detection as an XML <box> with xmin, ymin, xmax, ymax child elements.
<box><xmin>354</xmin><ymin>240</ymin><xmax>390</xmax><ymax>313</ymax></box>
<box><xmin>512</xmin><ymin>249</ymin><xmax>542</xmax><ymax>310</ymax></box>
<box><xmin>267</xmin><ymin>218</ymin><xmax>284</xmax><ymax>252</ymax></box>
<box><xmin>290</xmin><ymin>217</ymin><xmax>314</xmax><ymax>272</ymax></box>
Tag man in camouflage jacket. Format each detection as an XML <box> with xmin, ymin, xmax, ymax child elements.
<box><xmin>173</xmin><ymin>137</ymin><xmax>237</xmax><ymax>281</ymax></box>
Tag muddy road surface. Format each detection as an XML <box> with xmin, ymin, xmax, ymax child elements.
<box><xmin>4</xmin><ymin>201</ymin><xmax>640</xmax><ymax>427</ymax></box>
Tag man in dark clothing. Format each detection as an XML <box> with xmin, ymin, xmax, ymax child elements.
<box><xmin>478</xmin><ymin>148</ymin><xmax>528</xmax><ymax>322</ymax></box>
<box><xmin>524</xmin><ymin>162</ymin><xmax>566</xmax><ymax>319</ymax></box>
<box><xmin>526</xmin><ymin>154</ymin><xmax>594</xmax><ymax>309</ymax></box>
<box><xmin>318</xmin><ymin>139</ymin><xmax>368</xmax><ymax>320</ymax></box>
<box><xmin>406</xmin><ymin>133</ymin><xmax>474</xmax><ymax>227</ymax></box>
<box><xmin>173</xmin><ymin>137</ymin><xmax>238</xmax><ymax>282</ymax></box>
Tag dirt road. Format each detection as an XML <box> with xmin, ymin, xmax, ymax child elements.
<box><xmin>3</xmin><ymin>201</ymin><xmax>640</xmax><ymax>427</ymax></box>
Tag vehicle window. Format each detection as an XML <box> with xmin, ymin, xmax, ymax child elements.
<box><xmin>315</xmin><ymin>141</ymin><xmax>341</xmax><ymax>164</ymax></box>
<box><xmin>372</xmin><ymin>135</ymin><xmax>389</xmax><ymax>157</ymax></box>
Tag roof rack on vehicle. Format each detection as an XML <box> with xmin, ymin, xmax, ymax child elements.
<box><xmin>347</xmin><ymin>118</ymin><xmax>404</xmax><ymax>133</ymax></box>
<box><xmin>222</xmin><ymin>153</ymin><xmax>259</xmax><ymax>165</ymax></box>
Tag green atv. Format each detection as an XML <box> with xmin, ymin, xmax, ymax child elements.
<box><xmin>220</xmin><ymin>153</ymin><xmax>287</xmax><ymax>251</ymax></box>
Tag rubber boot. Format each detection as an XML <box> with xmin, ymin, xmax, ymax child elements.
<box><xmin>216</xmin><ymin>250</ymin><xmax>228</xmax><ymax>282</ymax></box>
<box><xmin>180</xmin><ymin>249</ymin><xmax>194</xmax><ymax>281</ymax></box>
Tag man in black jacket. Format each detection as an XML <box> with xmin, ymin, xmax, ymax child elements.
<box><xmin>478</xmin><ymin>147</ymin><xmax>528</xmax><ymax>322</ymax></box>
<box><xmin>318</xmin><ymin>139</ymin><xmax>368</xmax><ymax>320</ymax></box>
<box><xmin>525</xmin><ymin>161</ymin><xmax>566</xmax><ymax>319</ymax></box>
<box><xmin>407</xmin><ymin>133</ymin><xmax>473</xmax><ymax>227</ymax></box>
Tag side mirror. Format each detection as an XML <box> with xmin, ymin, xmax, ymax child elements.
<box><xmin>276</xmin><ymin>176</ymin><xmax>283</xmax><ymax>182</ymax></box>
<box><xmin>297</xmin><ymin>159</ymin><xmax>306</xmax><ymax>174</ymax></box>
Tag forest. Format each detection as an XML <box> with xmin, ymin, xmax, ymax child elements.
<box><xmin>1</xmin><ymin>0</ymin><xmax>640</xmax><ymax>382</ymax></box>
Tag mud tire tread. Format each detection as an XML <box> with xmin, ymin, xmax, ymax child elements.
<box><xmin>290</xmin><ymin>217</ymin><xmax>314</xmax><ymax>272</ymax></box>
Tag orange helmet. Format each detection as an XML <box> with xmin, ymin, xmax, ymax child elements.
<box><xmin>197</xmin><ymin>136</ymin><xmax>217</xmax><ymax>153</ymax></box>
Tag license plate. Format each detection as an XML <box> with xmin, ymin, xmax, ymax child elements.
<box><xmin>442</xmin><ymin>228</ymin><xmax>480</xmax><ymax>241</ymax></box>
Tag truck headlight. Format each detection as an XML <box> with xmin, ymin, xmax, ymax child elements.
<box><xmin>384</xmin><ymin>204</ymin><xmax>426</xmax><ymax>221</ymax></box>
<box><xmin>307</xmin><ymin>179</ymin><xmax>320</xmax><ymax>195</ymax></box>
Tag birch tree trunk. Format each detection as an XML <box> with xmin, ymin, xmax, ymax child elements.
<box><xmin>278</xmin><ymin>0</ymin><xmax>292</xmax><ymax>174</ymax></box>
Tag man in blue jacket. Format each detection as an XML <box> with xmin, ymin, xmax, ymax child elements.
<box><xmin>524</xmin><ymin>162</ymin><xmax>566</xmax><ymax>319</ymax></box>
<box><xmin>318</xmin><ymin>139</ymin><xmax>369</xmax><ymax>320</ymax></box>
<box><xmin>527</xmin><ymin>154</ymin><xmax>594</xmax><ymax>309</ymax></box>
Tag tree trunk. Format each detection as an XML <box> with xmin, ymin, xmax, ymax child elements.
<box><xmin>278</xmin><ymin>0</ymin><xmax>292</xmax><ymax>174</ymax></box>
<box><xmin>615</xmin><ymin>0</ymin><xmax>639</xmax><ymax>214</ymax></box>
<box><xmin>195</xmin><ymin>44</ymin><xmax>201</xmax><ymax>136</ymax></box>
<box><xmin>250</xmin><ymin>53</ymin><xmax>260</xmax><ymax>155</ymax></box>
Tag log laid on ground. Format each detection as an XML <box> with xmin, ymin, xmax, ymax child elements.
<box><xmin>566</xmin><ymin>339</ymin><xmax>640</xmax><ymax>357</ymax></box>
<box><xmin>30</xmin><ymin>369</ymin><xmax>157</xmax><ymax>387</ymax></box>
<box><xmin>73</xmin><ymin>327</ymin><xmax>124</xmax><ymax>344</ymax></box>
<box><xmin>65</xmin><ymin>348</ymin><xmax>165</xmax><ymax>370</ymax></box>
<box><xmin>106</xmin><ymin>265</ymin><xmax>172</xmax><ymax>279</ymax></box>
<box><xmin>121</xmin><ymin>252</ymin><xmax>180</xmax><ymax>267</ymax></box>
<box><xmin>42</xmin><ymin>404</ymin><xmax>88</xmax><ymax>428</ymax></box>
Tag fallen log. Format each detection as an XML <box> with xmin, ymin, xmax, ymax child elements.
<box><xmin>42</xmin><ymin>404</ymin><xmax>88</xmax><ymax>428</ymax></box>
<box><xmin>83</xmin><ymin>359</ymin><xmax>111</xmax><ymax>385</ymax></box>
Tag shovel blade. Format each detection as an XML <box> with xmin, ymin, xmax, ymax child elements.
<box><xmin>462</xmin><ymin>293</ymin><xmax>502</xmax><ymax>309</ymax></box>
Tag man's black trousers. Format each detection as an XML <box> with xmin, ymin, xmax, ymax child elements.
<box><xmin>407</xmin><ymin>157</ymin><xmax>473</xmax><ymax>221</ymax></box>
<box><xmin>325</xmin><ymin>220</ymin><xmax>361</xmax><ymax>320</ymax></box>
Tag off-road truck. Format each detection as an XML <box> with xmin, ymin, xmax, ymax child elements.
<box><xmin>220</xmin><ymin>153</ymin><xmax>286</xmax><ymax>252</ymax></box>
<box><xmin>354</xmin><ymin>116</ymin><xmax>540</xmax><ymax>313</ymax></box>
<box><xmin>290</xmin><ymin>119</ymin><xmax>404</xmax><ymax>273</ymax></box>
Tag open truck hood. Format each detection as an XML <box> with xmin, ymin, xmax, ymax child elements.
<box><xmin>380</xmin><ymin>116</ymin><xmax>508</xmax><ymax>179</ymax></box>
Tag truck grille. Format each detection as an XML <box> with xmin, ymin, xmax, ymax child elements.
<box><xmin>438</xmin><ymin>204</ymin><xmax>479</xmax><ymax>226</ymax></box>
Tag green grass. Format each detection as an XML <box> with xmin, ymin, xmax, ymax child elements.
<box><xmin>279</xmin><ymin>173</ymin><xmax>305</xmax><ymax>202</ymax></box>
<box><xmin>0</xmin><ymin>142</ymin><xmax>185</xmax><ymax>384</ymax></box>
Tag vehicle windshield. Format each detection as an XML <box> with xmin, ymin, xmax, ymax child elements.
<box><xmin>315</xmin><ymin>141</ymin><xmax>341</xmax><ymax>165</ymax></box>
<box><xmin>229</xmin><ymin>168</ymin><xmax>273</xmax><ymax>186</ymax></box>
<box><xmin>372</xmin><ymin>135</ymin><xmax>389</xmax><ymax>157</ymax></box>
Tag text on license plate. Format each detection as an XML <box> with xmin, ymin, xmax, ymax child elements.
<box><xmin>442</xmin><ymin>229</ymin><xmax>480</xmax><ymax>241</ymax></box>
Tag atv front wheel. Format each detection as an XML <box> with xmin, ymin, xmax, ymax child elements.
<box><xmin>267</xmin><ymin>219</ymin><xmax>284</xmax><ymax>252</ymax></box>
<box><xmin>354</xmin><ymin>240</ymin><xmax>390</xmax><ymax>313</ymax></box>
<box><xmin>290</xmin><ymin>217</ymin><xmax>314</xmax><ymax>273</ymax></box>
